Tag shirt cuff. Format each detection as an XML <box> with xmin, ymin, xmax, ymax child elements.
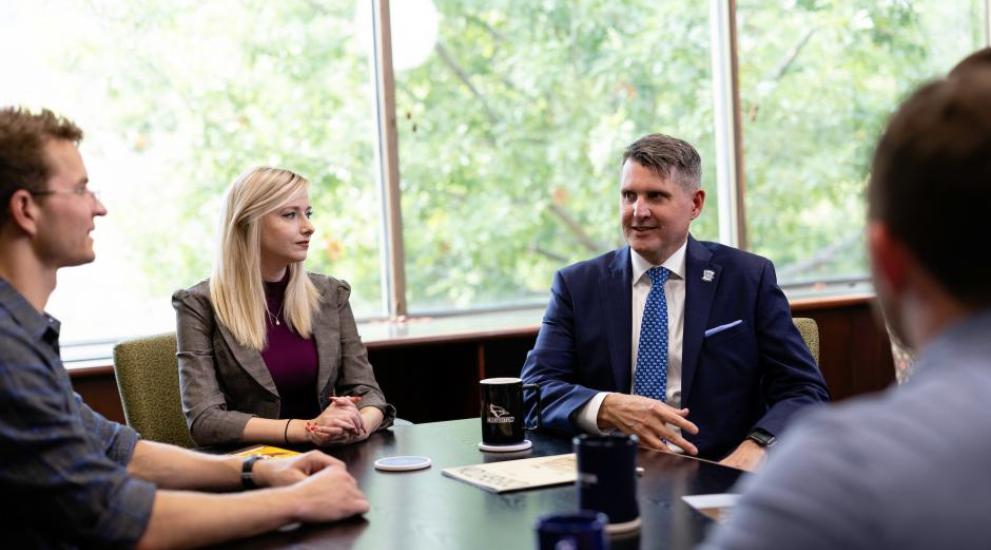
<box><xmin>577</xmin><ymin>392</ymin><xmax>685</xmax><ymax>452</ymax></box>
<box><xmin>107</xmin><ymin>422</ymin><xmax>141</xmax><ymax>466</ymax></box>
<box><xmin>190</xmin><ymin>409</ymin><xmax>256</xmax><ymax>446</ymax></box>
<box><xmin>575</xmin><ymin>392</ymin><xmax>610</xmax><ymax>435</ymax></box>
<box><xmin>104</xmin><ymin>476</ymin><xmax>157</xmax><ymax>547</ymax></box>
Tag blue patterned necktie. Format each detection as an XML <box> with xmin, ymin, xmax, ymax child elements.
<box><xmin>633</xmin><ymin>266</ymin><xmax>670</xmax><ymax>402</ymax></box>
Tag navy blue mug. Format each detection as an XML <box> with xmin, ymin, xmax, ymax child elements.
<box><xmin>574</xmin><ymin>434</ymin><xmax>640</xmax><ymax>529</ymax></box>
<box><xmin>535</xmin><ymin>511</ymin><xmax>609</xmax><ymax>550</ymax></box>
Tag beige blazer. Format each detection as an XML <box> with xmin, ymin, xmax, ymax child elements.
<box><xmin>172</xmin><ymin>273</ymin><xmax>395</xmax><ymax>446</ymax></box>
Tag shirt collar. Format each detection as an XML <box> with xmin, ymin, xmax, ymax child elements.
<box><xmin>0</xmin><ymin>277</ymin><xmax>61</xmax><ymax>343</ymax></box>
<box><xmin>910</xmin><ymin>308</ymin><xmax>991</xmax><ymax>379</ymax></box>
<box><xmin>630</xmin><ymin>240</ymin><xmax>687</xmax><ymax>285</ymax></box>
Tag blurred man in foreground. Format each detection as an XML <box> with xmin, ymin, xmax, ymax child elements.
<box><xmin>704</xmin><ymin>50</ymin><xmax>991</xmax><ymax>549</ymax></box>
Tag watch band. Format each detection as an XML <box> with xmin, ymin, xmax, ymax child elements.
<box><xmin>241</xmin><ymin>455</ymin><xmax>266</xmax><ymax>489</ymax></box>
<box><xmin>747</xmin><ymin>428</ymin><xmax>776</xmax><ymax>448</ymax></box>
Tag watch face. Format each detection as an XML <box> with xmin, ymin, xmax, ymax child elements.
<box><xmin>749</xmin><ymin>430</ymin><xmax>776</xmax><ymax>447</ymax></box>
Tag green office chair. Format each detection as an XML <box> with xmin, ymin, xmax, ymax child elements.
<box><xmin>113</xmin><ymin>332</ymin><xmax>196</xmax><ymax>448</ymax></box>
<box><xmin>792</xmin><ymin>317</ymin><xmax>820</xmax><ymax>366</ymax></box>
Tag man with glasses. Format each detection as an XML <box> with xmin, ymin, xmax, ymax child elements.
<box><xmin>0</xmin><ymin>107</ymin><xmax>369</xmax><ymax>548</ymax></box>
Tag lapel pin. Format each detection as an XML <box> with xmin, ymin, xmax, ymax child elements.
<box><xmin>702</xmin><ymin>269</ymin><xmax>715</xmax><ymax>282</ymax></box>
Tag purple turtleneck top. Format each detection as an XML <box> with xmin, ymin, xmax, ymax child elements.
<box><xmin>261</xmin><ymin>275</ymin><xmax>320</xmax><ymax>420</ymax></box>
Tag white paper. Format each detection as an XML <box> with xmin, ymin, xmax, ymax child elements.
<box><xmin>681</xmin><ymin>493</ymin><xmax>740</xmax><ymax>521</ymax></box>
<box><xmin>442</xmin><ymin>453</ymin><xmax>577</xmax><ymax>493</ymax></box>
<box><xmin>681</xmin><ymin>493</ymin><xmax>740</xmax><ymax>509</ymax></box>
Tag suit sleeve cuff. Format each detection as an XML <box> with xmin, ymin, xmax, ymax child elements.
<box><xmin>575</xmin><ymin>392</ymin><xmax>610</xmax><ymax>435</ymax></box>
<box><xmin>189</xmin><ymin>409</ymin><xmax>256</xmax><ymax>446</ymax></box>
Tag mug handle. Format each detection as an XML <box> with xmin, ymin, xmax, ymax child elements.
<box><xmin>523</xmin><ymin>383</ymin><xmax>542</xmax><ymax>431</ymax></box>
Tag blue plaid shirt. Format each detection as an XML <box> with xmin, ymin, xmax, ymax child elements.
<box><xmin>0</xmin><ymin>278</ymin><xmax>155</xmax><ymax>548</ymax></box>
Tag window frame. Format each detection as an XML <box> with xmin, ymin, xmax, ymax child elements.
<box><xmin>56</xmin><ymin>0</ymin><xmax>991</xmax><ymax>362</ymax></box>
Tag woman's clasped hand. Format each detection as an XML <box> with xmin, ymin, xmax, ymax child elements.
<box><xmin>306</xmin><ymin>396</ymin><xmax>369</xmax><ymax>446</ymax></box>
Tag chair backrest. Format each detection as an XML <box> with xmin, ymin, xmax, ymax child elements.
<box><xmin>792</xmin><ymin>317</ymin><xmax>820</xmax><ymax>366</ymax></box>
<box><xmin>113</xmin><ymin>332</ymin><xmax>195</xmax><ymax>448</ymax></box>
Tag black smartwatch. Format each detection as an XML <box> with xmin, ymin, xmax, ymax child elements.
<box><xmin>241</xmin><ymin>455</ymin><xmax>266</xmax><ymax>489</ymax></box>
<box><xmin>747</xmin><ymin>428</ymin><xmax>776</xmax><ymax>448</ymax></box>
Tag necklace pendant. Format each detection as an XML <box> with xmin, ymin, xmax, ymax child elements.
<box><xmin>276</xmin><ymin>319</ymin><xmax>280</xmax><ymax>326</ymax></box>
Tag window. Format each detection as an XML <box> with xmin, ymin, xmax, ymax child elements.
<box><xmin>394</xmin><ymin>0</ymin><xmax>718</xmax><ymax>312</ymax></box>
<box><xmin>737</xmin><ymin>0</ymin><xmax>986</xmax><ymax>288</ymax></box>
<box><xmin>1</xmin><ymin>1</ymin><xmax>383</xmax><ymax>358</ymax></box>
<box><xmin>1</xmin><ymin>0</ymin><xmax>986</xmax><ymax>359</ymax></box>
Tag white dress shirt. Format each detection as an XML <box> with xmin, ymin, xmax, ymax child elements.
<box><xmin>576</xmin><ymin>240</ymin><xmax>688</xmax><ymax>439</ymax></box>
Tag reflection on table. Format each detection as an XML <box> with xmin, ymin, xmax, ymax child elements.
<box><xmin>222</xmin><ymin>418</ymin><xmax>743</xmax><ymax>550</ymax></box>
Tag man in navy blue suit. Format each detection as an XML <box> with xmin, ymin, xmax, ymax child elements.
<box><xmin>521</xmin><ymin>133</ymin><xmax>829</xmax><ymax>471</ymax></box>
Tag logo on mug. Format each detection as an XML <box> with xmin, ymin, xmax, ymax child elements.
<box><xmin>487</xmin><ymin>403</ymin><xmax>515</xmax><ymax>424</ymax></box>
<box><xmin>577</xmin><ymin>472</ymin><xmax>599</xmax><ymax>485</ymax></box>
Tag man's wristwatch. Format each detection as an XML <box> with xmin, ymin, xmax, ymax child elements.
<box><xmin>241</xmin><ymin>455</ymin><xmax>266</xmax><ymax>489</ymax></box>
<box><xmin>747</xmin><ymin>428</ymin><xmax>776</xmax><ymax>448</ymax></box>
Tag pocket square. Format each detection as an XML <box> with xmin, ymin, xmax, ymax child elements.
<box><xmin>704</xmin><ymin>319</ymin><xmax>743</xmax><ymax>338</ymax></box>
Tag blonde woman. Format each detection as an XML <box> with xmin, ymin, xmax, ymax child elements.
<box><xmin>173</xmin><ymin>167</ymin><xmax>395</xmax><ymax>447</ymax></box>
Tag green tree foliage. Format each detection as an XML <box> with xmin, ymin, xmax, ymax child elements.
<box><xmin>37</xmin><ymin>0</ymin><xmax>986</xmax><ymax>319</ymax></box>
<box><xmin>738</xmin><ymin>0</ymin><xmax>984</xmax><ymax>283</ymax></box>
<box><xmin>396</xmin><ymin>0</ymin><xmax>716</xmax><ymax>310</ymax></box>
<box><xmin>57</xmin><ymin>0</ymin><xmax>384</xmax><ymax>315</ymax></box>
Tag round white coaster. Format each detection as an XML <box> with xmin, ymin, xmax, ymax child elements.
<box><xmin>605</xmin><ymin>516</ymin><xmax>642</xmax><ymax>534</ymax></box>
<box><xmin>478</xmin><ymin>439</ymin><xmax>533</xmax><ymax>452</ymax></box>
<box><xmin>374</xmin><ymin>456</ymin><xmax>432</xmax><ymax>472</ymax></box>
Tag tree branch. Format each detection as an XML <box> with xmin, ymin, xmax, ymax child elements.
<box><xmin>463</xmin><ymin>15</ymin><xmax>527</xmax><ymax>95</ymax></box>
<box><xmin>530</xmin><ymin>244</ymin><xmax>569</xmax><ymax>264</ymax></box>
<box><xmin>768</xmin><ymin>28</ymin><xmax>817</xmax><ymax>84</ymax></box>
<box><xmin>464</xmin><ymin>13</ymin><xmax>508</xmax><ymax>44</ymax></box>
<box><xmin>547</xmin><ymin>203</ymin><xmax>605</xmax><ymax>253</ymax></box>
<box><xmin>434</xmin><ymin>42</ymin><xmax>499</xmax><ymax>126</ymax></box>
<box><xmin>776</xmin><ymin>228</ymin><xmax>861</xmax><ymax>280</ymax></box>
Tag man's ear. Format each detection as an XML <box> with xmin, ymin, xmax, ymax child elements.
<box><xmin>691</xmin><ymin>188</ymin><xmax>706</xmax><ymax>219</ymax></box>
<box><xmin>867</xmin><ymin>221</ymin><xmax>911</xmax><ymax>294</ymax></box>
<box><xmin>6</xmin><ymin>189</ymin><xmax>40</xmax><ymax>237</ymax></box>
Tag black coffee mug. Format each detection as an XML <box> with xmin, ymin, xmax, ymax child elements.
<box><xmin>479</xmin><ymin>377</ymin><xmax>541</xmax><ymax>445</ymax></box>
<box><xmin>574</xmin><ymin>434</ymin><xmax>640</xmax><ymax>528</ymax></box>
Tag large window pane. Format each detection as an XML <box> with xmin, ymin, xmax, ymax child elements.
<box><xmin>393</xmin><ymin>0</ymin><xmax>717</xmax><ymax>312</ymax></box>
<box><xmin>738</xmin><ymin>0</ymin><xmax>985</xmax><ymax>287</ymax></box>
<box><xmin>0</xmin><ymin>1</ymin><xmax>382</xmax><ymax>356</ymax></box>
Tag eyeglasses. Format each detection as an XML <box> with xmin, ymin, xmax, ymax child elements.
<box><xmin>29</xmin><ymin>187</ymin><xmax>102</xmax><ymax>202</ymax></box>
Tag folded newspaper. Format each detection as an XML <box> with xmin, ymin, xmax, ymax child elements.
<box><xmin>442</xmin><ymin>453</ymin><xmax>577</xmax><ymax>493</ymax></box>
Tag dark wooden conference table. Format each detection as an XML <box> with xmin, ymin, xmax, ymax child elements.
<box><xmin>224</xmin><ymin>418</ymin><xmax>743</xmax><ymax>549</ymax></box>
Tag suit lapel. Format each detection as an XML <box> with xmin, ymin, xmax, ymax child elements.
<box><xmin>602</xmin><ymin>247</ymin><xmax>633</xmax><ymax>392</ymax></box>
<box><xmin>218</xmin><ymin>324</ymin><xmax>279</xmax><ymax>398</ymax></box>
<box><xmin>681</xmin><ymin>236</ymin><xmax>720</xmax><ymax>405</ymax></box>
<box><xmin>312</xmin><ymin>300</ymin><xmax>335</xmax><ymax>405</ymax></box>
